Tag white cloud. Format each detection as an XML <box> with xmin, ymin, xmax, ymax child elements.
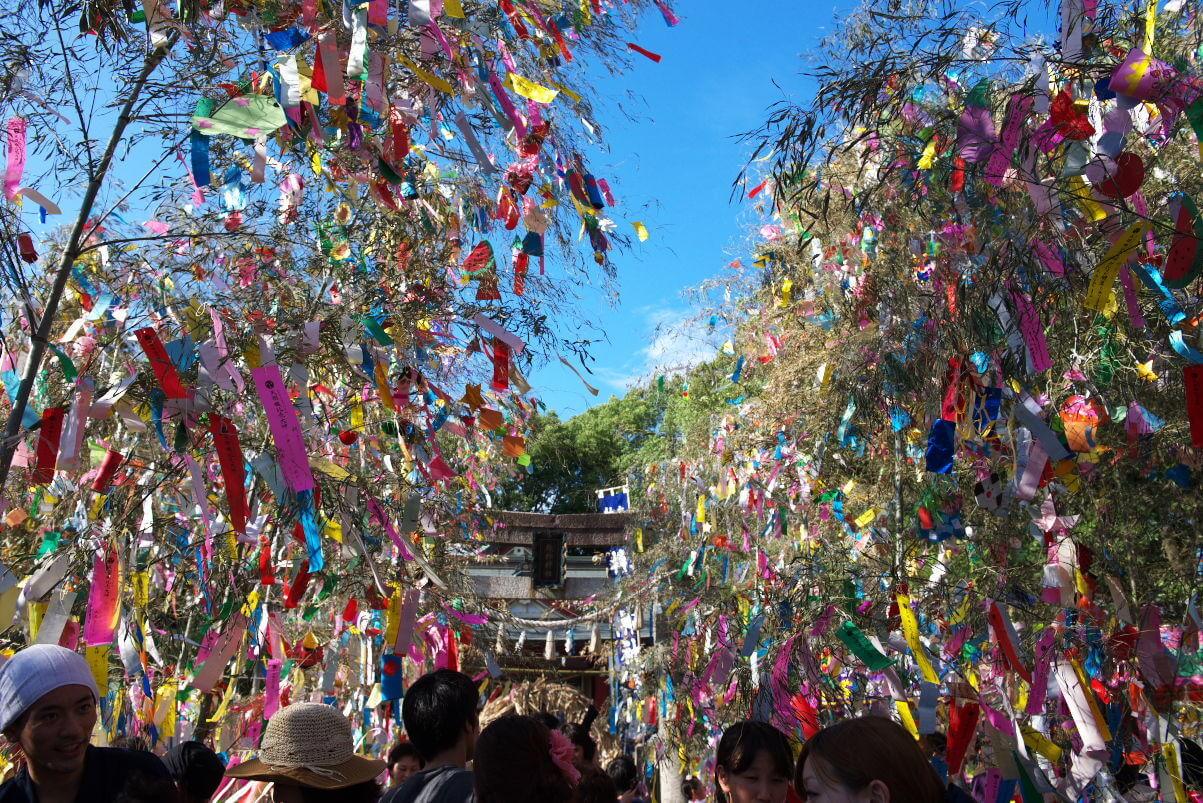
<box><xmin>597</xmin><ymin>306</ymin><xmax>717</xmax><ymax>391</ymax></box>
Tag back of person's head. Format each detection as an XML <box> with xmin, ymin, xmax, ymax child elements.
<box><xmin>474</xmin><ymin>714</ymin><xmax>575</xmax><ymax>803</ymax></box>
<box><xmin>795</xmin><ymin>717</ymin><xmax>944</xmax><ymax>802</ymax></box>
<box><xmin>681</xmin><ymin>777</ymin><xmax>703</xmax><ymax>801</ymax></box>
<box><xmin>922</xmin><ymin>731</ymin><xmax>947</xmax><ymax>757</ymax></box>
<box><xmin>534</xmin><ymin>711</ymin><xmax>561</xmax><ymax>731</ymax></box>
<box><xmin>112</xmin><ymin>735</ymin><xmax>152</xmax><ymax>752</ymax></box>
<box><xmin>605</xmin><ymin>755</ymin><xmax>638</xmax><ymax>794</ymax></box>
<box><xmin>114</xmin><ymin>773</ymin><xmax>183</xmax><ymax>803</ymax></box>
<box><xmin>387</xmin><ymin>740</ymin><xmax>422</xmax><ymax>766</ymax></box>
<box><xmin>574</xmin><ymin>767</ymin><xmax>618</xmax><ymax>803</ymax></box>
<box><xmin>400</xmin><ymin>669</ymin><xmax>479</xmax><ymax>762</ymax></box>
<box><xmin>163</xmin><ymin>741</ymin><xmax>225</xmax><ymax>803</ymax></box>
<box><xmin>714</xmin><ymin>720</ymin><xmax>794</xmax><ymax>803</ymax></box>
<box><xmin>563</xmin><ymin>722</ymin><xmax>597</xmax><ymax>763</ymax></box>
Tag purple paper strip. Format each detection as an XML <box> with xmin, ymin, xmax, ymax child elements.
<box><xmin>252</xmin><ymin>363</ymin><xmax>315</xmax><ymax>493</ymax></box>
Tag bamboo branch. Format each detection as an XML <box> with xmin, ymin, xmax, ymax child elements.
<box><xmin>0</xmin><ymin>31</ymin><xmax>179</xmax><ymax>497</ymax></box>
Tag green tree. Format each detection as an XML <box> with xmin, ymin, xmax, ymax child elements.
<box><xmin>496</xmin><ymin>388</ymin><xmax>672</xmax><ymax>513</ymax></box>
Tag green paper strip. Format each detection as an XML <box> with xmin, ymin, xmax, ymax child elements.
<box><xmin>835</xmin><ymin>620</ymin><xmax>894</xmax><ymax>671</ymax></box>
<box><xmin>362</xmin><ymin>316</ymin><xmax>394</xmax><ymax>346</ymax></box>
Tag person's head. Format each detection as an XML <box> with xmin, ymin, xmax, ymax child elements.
<box><xmin>714</xmin><ymin>720</ymin><xmax>793</xmax><ymax>803</ymax></box>
<box><xmin>574</xmin><ymin>767</ymin><xmax>619</xmax><ymax>803</ymax></box>
<box><xmin>400</xmin><ymin>669</ymin><xmax>480</xmax><ymax>764</ymax></box>
<box><xmin>114</xmin><ymin>773</ymin><xmax>184</xmax><ymax>802</ymax></box>
<box><xmin>534</xmin><ymin>711</ymin><xmax>562</xmax><ymax>731</ymax></box>
<box><xmin>682</xmin><ymin>777</ymin><xmax>704</xmax><ymax>801</ymax></box>
<box><xmin>605</xmin><ymin>755</ymin><xmax>638</xmax><ymax>795</ymax></box>
<box><xmin>387</xmin><ymin>740</ymin><xmax>424</xmax><ymax>787</ymax></box>
<box><xmin>0</xmin><ymin>645</ymin><xmax>101</xmax><ymax>778</ymax></box>
<box><xmin>225</xmin><ymin>703</ymin><xmax>384</xmax><ymax>799</ymax></box>
<box><xmin>112</xmin><ymin>735</ymin><xmax>151</xmax><ymax>752</ymax></box>
<box><xmin>474</xmin><ymin>714</ymin><xmax>577</xmax><ymax>803</ymax></box>
<box><xmin>563</xmin><ymin>722</ymin><xmax>597</xmax><ymax>765</ymax></box>
<box><xmin>163</xmin><ymin>741</ymin><xmax>226</xmax><ymax>803</ymax></box>
<box><xmin>795</xmin><ymin>717</ymin><xmax>945</xmax><ymax>803</ymax></box>
<box><xmin>921</xmin><ymin>731</ymin><xmax>947</xmax><ymax>759</ymax></box>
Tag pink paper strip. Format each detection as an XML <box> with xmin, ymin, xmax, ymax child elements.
<box><xmin>1026</xmin><ymin>626</ymin><xmax>1056</xmax><ymax>714</ymax></box>
<box><xmin>318</xmin><ymin>32</ymin><xmax>347</xmax><ymax>105</ymax></box>
<box><xmin>487</xmin><ymin>69</ymin><xmax>527</xmax><ymax>139</ymax></box>
<box><xmin>1032</xmin><ymin>240</ymin><xmax>1065</xmax><ymax>276</ymax></box>
<box><xmin>264</xmin><ymin>658</ymin><xmax>282</xmax><ymax>719</ymax></box>
<box><xmin>251</xmin><ymin>363</ymin><xmax>315</xmax><ymax>493</ymax></box>
<box><xmin>192</xmin><ymin>613</ymin><xmax>248</xmax><ymax>693</ymax></box>
<box><xmin>985</xmin><ymin>95</ymin><xmax>1034</xmax><ymax>186</ymax></box>
<box><xmin>83</xmin><ymin>543</ymin><xmax>121</xmax><ymax>646</ymax></box>
<box><xmin>1010</xmin><ymin>290</ymin><xmax>1053</xmax><ymax>373</ymax></box>
<box><xmin>4</xmin><ymin>118</ymin><xmax>27</xmax><ymax>201</ymax></box>
<box><xmin>209</xmin><ymin>310</ymin><xmax>244</xmax><ymax>393</ymax></box>
<box><xmin>1120</xmin><ymin>266</ymin><xmax>1146</xmax><ymax>329</ymax></box>
<box><xmin>367</xmin><ymin>498</ymin><xmax>415</xmax><ymax>560</ymax></box>
<box><xmin>1016</xmin><ymin>440</ymin><xmax>1048</xmax><ymax>501</ymax></box>
<box><xmin>395</xmin><ymin>589</ymin><xmax>419</xmax><ymax>654</ymax></box>
<box><xmin>183</xmin><ymin>454</ymin><xmax>217</xmax><ymax>562</ymax></box>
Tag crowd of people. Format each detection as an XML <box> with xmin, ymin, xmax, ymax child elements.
<box><xmin>2</xmin><ymin>644</ymin><xmax>1198</xmax><ymax>802</ymax></box>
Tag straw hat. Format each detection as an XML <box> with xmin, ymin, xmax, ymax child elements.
<box><xmin>225</xmin><ymin>702</ymin><xmax>386</xmax><ymax>789</ymax></box>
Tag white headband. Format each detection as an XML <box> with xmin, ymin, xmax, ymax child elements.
<box><xmin>0</xmin><ymin>645</ymin><xmax>100</xmax><ymax>732</ymax></box>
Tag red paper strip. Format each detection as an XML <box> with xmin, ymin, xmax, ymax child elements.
<box><xmin>91</xmin><ymin>448</ymin><xmax>124</xmax><ymax>492</ymax></box>
<box><xmin>747</xmin><ymin>179</ymin><xmax>768</xmax><ymax>199</ymax></box>
<box><xmin>987</xmin><ymin>600</ymin><xmax>1033</xmax><ymax>683</ymax></box>
<box><xmin>32</xmin><ymin>406</ymin><xmax>65</xmax><ymax>484</ymax></box>
<box><xmin>950</xmin><ymin>156</ymin><xmax>966</xmax><ymax>192</ymax></box>
<box><xmin>627</xmin><ymin>42</ymin><xmax>662</xmax><ymax>62</ymax></box>
<box><xmin>491</xmin><ymin>338</ymin><xmax>511</xmax><ymax>392</ymax></box>
<box><xmin>946</xmin><ymin>698</ymin><xmax>980</xmax><ymax>777</ymax></box>
<box><xmin>209</xmin><ymin>414</ymin><xmax>249</xmax><ymax>535</ymax></box>
<box><xmin>940</xmin><ymin>357</ymin><xmax>963</xmax><ymax>422</ymax></box>
<box><xmin>1185</xmin><ymin>365</ymin><xmax>1203</xmax><ymax>448</ymax></box>
<box><xmin>284</xmin><ymin>560</ymin><xmax>311</xmax><ymax>609</ymax></box>
<box><xmin>258</xmin><ymin>535</ymin><xmax>275</xmax><ymax>586</ymax></box>
<box><xmin>134</xmin><ymin>327</ymin><xmax>188</xmax><ymax>399</ymax></box>
<box><xmin>514</xmin><ymin>252</ymin><xmax>529</xmax><ymax>296</ymax></box>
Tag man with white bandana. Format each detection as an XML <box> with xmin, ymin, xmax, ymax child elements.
<box><xmin>0</xmin><ymin>645</ymin><xmax>169</xmax><ymax>802</ymax></box>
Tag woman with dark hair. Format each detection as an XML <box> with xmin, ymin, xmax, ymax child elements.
<box><xmin>474</xmin><ymin>714</ymin><xmax>578</xmax><ymax>803</ymax></box>
<box><xmin>795</xmin><ymin>717</ymin><xmax>944</xmax><ymax>802</ymax></box>
<box><xmin>714</xmin><ymin>721</ymin><xmax>794</xmax><ymax>803</ymax></box>
<box><xmin>386</xmin><ymin>741</ymin><xmax>424</xmax><ymax>789</ymax></box>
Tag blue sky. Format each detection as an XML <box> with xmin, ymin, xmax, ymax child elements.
<box><xmin>529</xmin><ymin>0</ymin><xmax>854</xmax><ymax>416</ymax></box>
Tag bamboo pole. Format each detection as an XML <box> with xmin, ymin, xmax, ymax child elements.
<box><xmin>0</xmin><ymin>33</ymin><xmax>177</xmax><ymax>496</ymax></box>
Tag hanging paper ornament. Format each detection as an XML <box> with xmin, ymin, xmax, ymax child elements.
<box><xmin>543</xmin><ymin>629</ymin><xmax>554</xmax><ymax>660</ymax></box>
<box><xmin>1163</xmin><ymin>193</ymin><xmax>1203</xmax><ymax>289</ymax></box>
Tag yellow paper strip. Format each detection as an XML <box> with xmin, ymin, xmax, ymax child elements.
<box><xmin>1084</xmin><ymin>220</ymin><xmax>1150</xmax><ymax>312</ymax></box>
<box><xmin>632</xmin><ymin>221</ymin><xmax>650</xmax><ymax>242</ymax></box>
<box><xmin>1020</xmin><ymin>726</ymin><xmax>1063</xmax><ymax>763</ymax></box>
<box><xmin>897</xmin><ymin>593</ymin><xmax>940</xmax><ymax>683</ymax></box>
<box><xmin>396</xmin><ymin>55</ymin><xmax>456</xmax><ymax>95</ymax></box>
<box><xmin>504</xmin><ymin>73</ymin><xmax>559</xmax><ymax>104</ymax></box>
<box><xmin>895</xmin><ymin>700</ymin><xmax>919</xmax><ymax>739</ymax></box>
<box><xmin>1143</xmin><ymin>0</ymin><xmax>1157</xmax><ymax>53</ymax></box>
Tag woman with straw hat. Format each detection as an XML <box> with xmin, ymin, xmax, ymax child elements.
<box><xmin>225</xmin><ymin>702</ymin><xmax>385</xmax><ymax>802</ymax></box>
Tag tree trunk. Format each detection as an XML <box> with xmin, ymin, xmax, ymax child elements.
<box><xmin>656</xmin><ymin>712</ymin><xmax>685</xmax><ymax>803</ymax></box>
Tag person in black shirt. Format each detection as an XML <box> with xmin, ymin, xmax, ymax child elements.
<box><xmin>162</xmin><ymin>741</ymin><xmax>226</xmax><ymax>803</ymax></box>
<box><xmin>382</xmin><ymin>669</ymin><xmax>480</xmax><ymax>803</ymax></box>
<box><xmin>0</xmin><ymin>645</ymin><xmax>170</xmax><ymax>803</ymax></box>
